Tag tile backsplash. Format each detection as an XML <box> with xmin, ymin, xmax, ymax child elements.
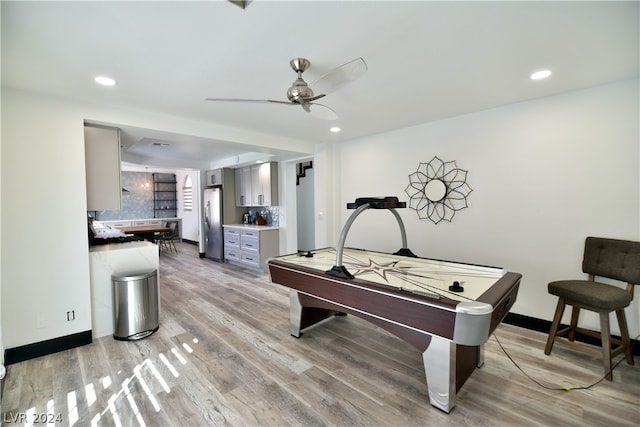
<box><xmin>245</xmin><ymin>206</ymin><xmax>279</xmax><ymax>226</ymax></box>
<box><xmin>91</xmin><ymin>171</ymin><xmax>280</xmax><ymax>225</ymax></box>
<box><xmin>91</xmin><ymin>172</ymin><xmax>155</xmax><ymax>220</ymax></box>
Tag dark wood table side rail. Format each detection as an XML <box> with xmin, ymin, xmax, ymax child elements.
<box><xmin>270</xmin><ymin>260</ymin><xmax>460</xmax><ymax>341</ymax></box>
<box><xmin>118</xmin><ymin>225</ymin><xmax>171</xmax><ymax>243</ymax></box>
<box><xmin>296</xmin><ymin>292</ymin><xmax>437</xmax><ymax>352</ymax></box>
<box><xmin>483</xmin><ymin>272</ymin><xmax>522</xmax><ymax>332</ymax></box>
<box><xmin>118</xmin><ymin>225</ymin><xmax>171</xmax><ymax>234</ymax></box>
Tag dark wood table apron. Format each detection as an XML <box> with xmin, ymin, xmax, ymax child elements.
<box><xmin>118</xmin><ymin>225</ymin><xmax>170</xmax><ymax>242</ymax></box>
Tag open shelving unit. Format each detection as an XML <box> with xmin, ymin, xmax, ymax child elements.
<box><xmin>153</xmin><ymin>173</ymin><xmax>177</xmax><ymax>218</ymax></box>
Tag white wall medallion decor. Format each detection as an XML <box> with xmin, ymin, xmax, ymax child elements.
<box><xmin>404</xmin><ymin>156</ymin><xmax>473</xmax><ymax>224</ymax></box>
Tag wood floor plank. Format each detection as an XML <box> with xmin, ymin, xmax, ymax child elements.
<box><xmin>2</xmin><ymin>241</ymin><xmax>639</xmax><ymax>426</ymax></box>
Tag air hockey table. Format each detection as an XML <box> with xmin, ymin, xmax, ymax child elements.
<box><xmin>268</xmin><ymin>197</ymin><xmax>521</xmax><ymax>413</ymax></box>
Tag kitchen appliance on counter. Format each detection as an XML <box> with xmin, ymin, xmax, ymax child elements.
<box><xmin>203</xmin><ymin>169</ymin><xmax>244</xmax><ymax>261</ymax></box>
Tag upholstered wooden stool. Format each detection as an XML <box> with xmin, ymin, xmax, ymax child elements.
<box><xmin>544</xmin><ymin>237</ymin><xmax>639</xmax><ymax>380</ymax></box>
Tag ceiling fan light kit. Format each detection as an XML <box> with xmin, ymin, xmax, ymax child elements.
<box><xmin>206</xmin><ymin>57</ymin><xmax>367</xmax><ymax>121</ymax></box>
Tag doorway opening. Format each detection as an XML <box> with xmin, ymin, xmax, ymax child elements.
<box><xmin>296</xmin><ymin>161</ymin><xmax>315</xmax><ymax>252</ymax></box>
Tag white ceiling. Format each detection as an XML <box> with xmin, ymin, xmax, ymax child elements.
<box><xmin>2</xmin><ymin>1</ymin><xmax>638</xmax><ymax>169</ymax></box>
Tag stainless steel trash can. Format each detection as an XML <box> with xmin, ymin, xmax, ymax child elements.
<box><xmin>112</xmin><ymin>270</ymin><xmax>159</xmax><ymax>340</ymax></box>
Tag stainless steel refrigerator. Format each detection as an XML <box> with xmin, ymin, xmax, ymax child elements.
<box><xmin>203</xmin><ymin>169</ymin><xmax>244</xmax><ymax>261</ymax></box>
<box><xmin>204</xmin><ymin>187</ymin><xmax>224</xmax><ymax>261</ymax></box>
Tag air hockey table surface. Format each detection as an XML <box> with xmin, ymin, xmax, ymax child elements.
<box><xmin>272</xmin><ymin>247</ymin><xmax>506</xmax><ymax>301</ymax></box>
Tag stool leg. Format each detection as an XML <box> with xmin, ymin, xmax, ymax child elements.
<box><xmin>615</xmin><ymin>308</ymin><xmax>634</xmax><ymax>366</ymax></box>
<box><xmin>599</xmin><ymin>310</ymin><xmax>613</xmax><ymax>381</ymax></box>
<box><xmin>568</xmin><ymin>306</ymin><xmax>580</xmax><ymax>342</ymax></box>
<box><xmin>545</xmin><ymin>298</ymin><xmax>566</xmax><ymax>355</ymax></box>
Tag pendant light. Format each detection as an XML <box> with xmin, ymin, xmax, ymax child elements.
<box><xmin>141</xmin><ymin>167</ymin><xmax>150</xmax><ymax>188</ymax></box>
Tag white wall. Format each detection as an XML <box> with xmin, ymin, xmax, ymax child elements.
<box><xmin>0</xmin><ymin>80</ymin><xmax>4</xmax><ymax>381</ymax></box>
<box><xmin>312</xmin><ymin>142</ymin><xmax>337</xmax><ymax>250</ymax></box>
<box><xmin>2</xmin><ymin>90</ymin><xmax>93</xmax><ymax>348</ymax></box>
<box><xmin>324</xmin><ymin>79</ymin><xmax>640</xmax><ymax>337</ymax></box>
<box><xmin>176</xmin><ymin>169</ymin><xmax>200</xmax><ymax>242</ymax></box>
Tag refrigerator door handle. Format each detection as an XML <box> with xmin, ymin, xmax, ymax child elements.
<box><xmin>205</xmin><ymin>201</ymin><xmax>211</xmax><ymax>228</ymax></box>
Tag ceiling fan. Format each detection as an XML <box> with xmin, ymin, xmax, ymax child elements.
<box><xmin>205</xmin><ymin>57</ymin><xmax>367</xmax><ymax>120</ymax></box>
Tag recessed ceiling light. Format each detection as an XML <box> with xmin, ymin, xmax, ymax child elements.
<box><xmin>94</xmin><ymin>76</ymin><xmax>117</xmax><ymax>86</ymax></box>
<box><xmin>530</xmin><ymin>69</ymin><xmax>552</xmax><ymax>80</ymax></box>
<box><xmin>330</xmin><ymin>127</ymin><xmax>341</xmax><ymax>133</ymax></box>
<box><xmin>255</xmin><ymin>160</ymin><xmax>265</xmax><ymax>163</ymax></box>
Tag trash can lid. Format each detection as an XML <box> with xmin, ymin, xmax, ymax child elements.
<box><xmin>111</xmin><ymin>270</ymin><xmax>157</xmax><ymax>281</ymax></box>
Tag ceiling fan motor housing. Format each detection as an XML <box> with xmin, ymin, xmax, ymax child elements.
<box><xmin>287</xmin><ymin>78</ymin><xmax>314</xmax><ymax>103</ymax></box>
<box><xmin>287</xmin><ymin>58</ymin><xmax>314</xmax><ymax>103</ymax></box>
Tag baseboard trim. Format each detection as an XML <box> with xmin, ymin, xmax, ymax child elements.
<box><xmin>504</xmin><ymin>313</ymin><xmax>640</xmax><ymax>356</ymax></box>
<box><xmin>5</xmin><ymin>330</ymin><xmax>92</xmax><ymax>365</ymax></box>
<box><xmin>3</xmin><ymin>315</ymin><xmax>637</xmax><ymax>366</ymax></box>
<box><xmin>182</xmin><ymin>239</ymin><xmax>198</xmax><ymax>245</ymax></box>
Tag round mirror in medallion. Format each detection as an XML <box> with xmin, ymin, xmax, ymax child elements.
<box><xmin>424</xmin><ymin>179</ymin><xmax>447</xmax><ymax>202</ymax></box>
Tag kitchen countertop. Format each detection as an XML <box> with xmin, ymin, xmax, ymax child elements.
<box><xmin>89</xmin><ymin>241</ymin><xmax>156</xmax><ymax>252</ymax></box>
<box><xmin>223</xmin><ymin>224</ymin><xmax>280</xmax><ymax>230</ymax></box>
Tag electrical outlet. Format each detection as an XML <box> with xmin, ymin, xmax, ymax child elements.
<box><xmin>66</xmin><ymin>310</ymin><xmax>76</xmax><ymax>321</ymax></box>
<box><xmin>36</xmin><ymin>316</ymin><xmax>45</xmax><ymax>329</ymax></box>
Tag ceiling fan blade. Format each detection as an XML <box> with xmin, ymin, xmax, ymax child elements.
<box><xmin>205</xmin><ymin>97</ymin><xmax>294</xmax><ymax>106</ymax></box>
<box><xmin>304</xmin><ymin>103</ymin><xmax>339</xmax><ymax>121</ymax></box>
<box><xmin>310</xmin><ymin>57</ymin><xmax>368</xmax><ymax>96</ymax></box>
<box><xmin>299</xmin><ymin>93</ymin><xmax>326</xmax><ymax>103</ymax></box>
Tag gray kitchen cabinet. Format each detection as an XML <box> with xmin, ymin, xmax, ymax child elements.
<box><xmin>223</xmin><ymin>226</ymin><xmax>279</xmax><ymax>272</ymax></box>
<box><xmin>235</xmin><ymin>162</ymin><xmax>278</xmax><ymax>207</ymax></box>
<box><xmin>223</xmin><ymin>227</ymin><xmax>241</xmax><ymax>262</ymax></box>
<box><xmin>84</xmin><ymin>124</ymin><xmax>122</xmax><ymax>211</ymax></box>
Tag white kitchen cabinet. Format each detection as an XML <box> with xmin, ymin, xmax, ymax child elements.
<box><xmin>235</xmin><ymin>167</ymin><xmax>251</xmax><ymax>206</ymax></box>
<box><xmin>235</xmin><ymin>162</ymin><xmax>278</xmax><ymax>207</ymax></box>
<box><xmin>103</xmin><ymin>220</ymin><xmax>132</xmax><ymax>228</ymax></box>
<box><xmin>205</xmin><ymin>169</ymin><xmax>223</xmax><ymax>187</ymax></box>
<box><xmin>101</xmin><ymin>219</ymin><xmax>168</xmax><ymax>229</ymax></box>
<box><xmin>84</xmin><ymin>125</ymin><xmax>122</xmax><ymax>211</ymax></box>
<box><xmin>223</xmin><ymin>225</ymin><xmax>279</xmax><ymax>272</ymax></box>
<box><xmin>251</xmin><ymin>162</ymin><xmax>278</xmax><ymax>206</ymax></box>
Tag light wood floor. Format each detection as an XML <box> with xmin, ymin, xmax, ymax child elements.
<box><xmin>2</xmin><ymin>242</ymin><xmax>639</xmax><ymax>426</ymax></box>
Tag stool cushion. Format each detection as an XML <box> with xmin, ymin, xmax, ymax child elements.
<box><xmin>548</xmin><ymin>280</ymin><xmax>632</xmax><ymax>310</ymax></box>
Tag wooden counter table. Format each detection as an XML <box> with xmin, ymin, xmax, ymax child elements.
<box><xmin>118</xmin><ymin>225</ymin><xmax>170</xmax><ymax>242</ymax></box>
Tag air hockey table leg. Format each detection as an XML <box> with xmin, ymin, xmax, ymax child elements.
<box><xmin>289</xmin><ymin>290</ymin><xmax>339</xmax><ymax>337</ymax></box>
<box><xmin>422</xmin><ymin>335</ymin><xmax>456</xmax><ymax>413</ymax></box>
<box><xmin>290</xmin><ymin>290</ymin><xmax>303</xmax><ymax>337</ymax></box>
